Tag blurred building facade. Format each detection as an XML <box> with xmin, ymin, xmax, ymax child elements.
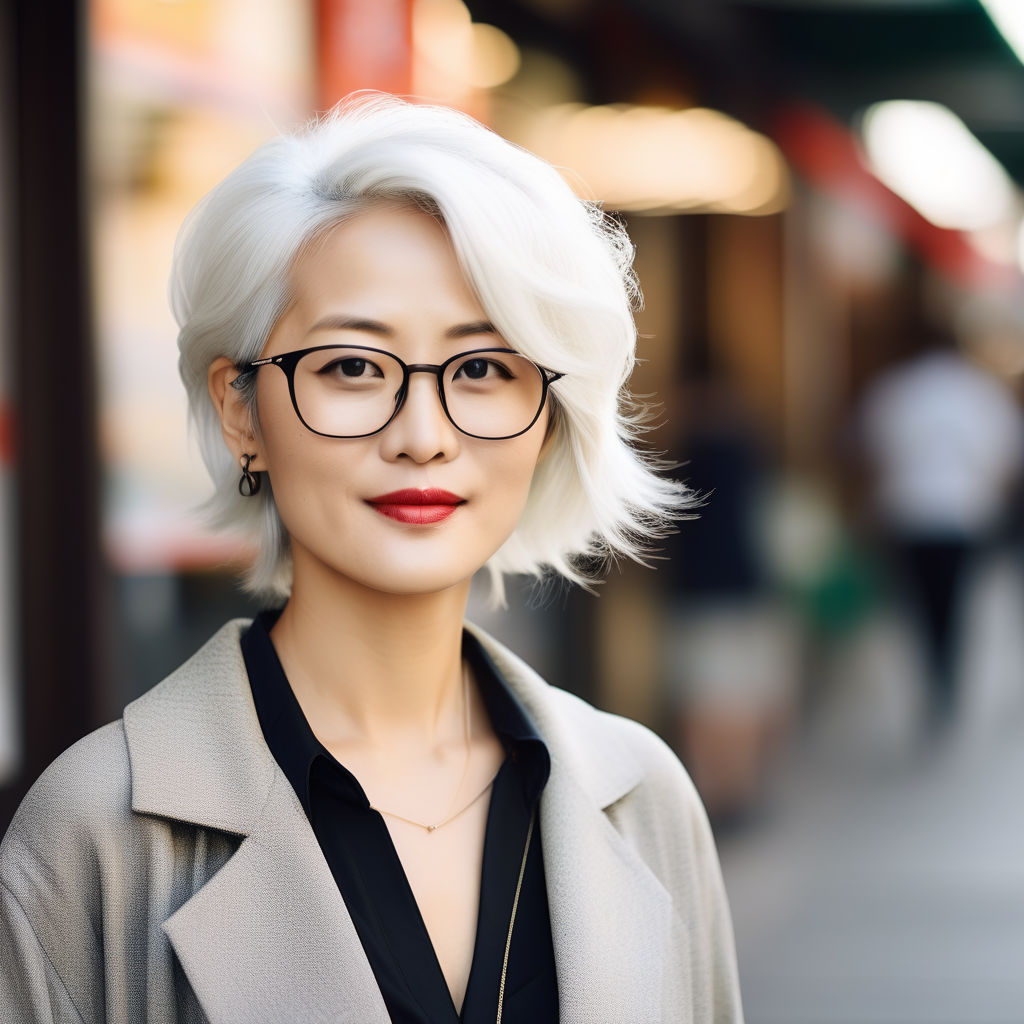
<box><xmin>8</xmin><ymin>3</ymin><xmax>1024</xmax><ymax>1020</ymax></box>
<box><xmin>4</xmin><ymin>0</ymin><xmax>1024</xmax><ymax>846</ymax></box>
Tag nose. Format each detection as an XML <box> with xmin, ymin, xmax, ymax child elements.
<box><xmin>378</xmin><ymin>371</ymin><xmax>461</xmax><ymax>464</ymax></box>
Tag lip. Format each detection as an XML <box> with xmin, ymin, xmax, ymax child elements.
<box><xmin>367</xmin><ymin>488</ymin><xmax>466</xmax><ymax>525</ymax></box>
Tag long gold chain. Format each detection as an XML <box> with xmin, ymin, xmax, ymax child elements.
<box><xmin>496</xmin><ymin>805</ymin><xmax>536</xmax><ymax>1024</ymax></box>
<box><xmin>367</xmin><ymin>665</ymin><xmax>537</xmax><ymax>1023</ymax></box>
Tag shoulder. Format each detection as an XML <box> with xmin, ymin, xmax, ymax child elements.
<box><xmin>547</xmin><ymin>683</ymin><xmax>694</xmax><ymax>789</ymax></box>
<box><xmin>468</xmin><ymin>625</ymin><xmax>731</xmax><ymax>923</ymax></box>
<box><xmin>1</xmin><ymin>720</ymin><xmax>131</xmax><ymax>894</ymax></box>
<box><xmin>551</xmin><ymin>689</ymin><xmax>715</xmax><ymax>847</ymax></box>
<box><xmin>1</xmin><ymin>616</ymin><xmax>254</xmax><ymax>885</ymax></box>
<box><xmin>556</xmin><ymin>695</ymin><xmax>714</xmax><ymax>848</ymax></box>
<box><xmin>0</xmin><ymin>719</ymin><xmax>133</xmax><ymax>1016</ymax></box>
<box><xmin>467</xmin><ymin>620</ymin><xmax>703</xmax><ymax>814</ymax></box>
<box><xmin>2</xmin><ymin>720</ymin><xmax>131</xmax><ymax>853</ymax></box>
<box><xmin>0</xmin><ymin>623</ymin><xmax>254</xmax><ymax>1013</ymax></box>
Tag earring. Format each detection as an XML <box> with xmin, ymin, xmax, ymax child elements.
<box><xmin>238</xmin><ymin>453</ymin><xmax>261</xmax><ymax>497</ymax></box>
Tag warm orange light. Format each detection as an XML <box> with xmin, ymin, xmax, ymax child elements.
<box><xmin>412</xmin><ymin>0</ymin><xmax>521</xmax><ymax>100</ymax></box>
<box><xmin>524</xmin><ymin>104</ymin><xmax>789</xmax><ymax>215</ymax></box>
<box><xmin>412</xmin><ymin>0</ymin><xmax>473</xmax><ymax>100</ymax></box>
<box><xmin>467</xmin><ymin>23</ymin><xmax>520</xmax><ymax>89</ymax></box>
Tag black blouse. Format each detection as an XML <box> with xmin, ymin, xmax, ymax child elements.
<box><xmin>242</xmin><ymin>611</ymin><xmax>559</xmax><ymax>1023</ymax></box>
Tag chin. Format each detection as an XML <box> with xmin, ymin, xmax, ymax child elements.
<box><xmin>338</xmin><ymin>559</ymin><xmax>478</xmax><ymax>599</ymax></box>
<box><xmin>364</xmin><ymin>574</ymin><xmax>473</xmax><ymax>599</ymax></box>
<box><xmin>295</xmin><ymin>530</ymin><xmax>512</xmax><ymax>600</ymax></box>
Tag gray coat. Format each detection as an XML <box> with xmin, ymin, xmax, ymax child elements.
<box><xmin>0</xmin><ymin>620</ymin><xmax>743</xmax><ymax>1023</ymax></box>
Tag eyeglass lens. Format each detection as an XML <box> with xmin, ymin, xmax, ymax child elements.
<box><xmin>291</xmin><ymin>347</ymin><xmax>547</xmax><ymax>439</ymax></box>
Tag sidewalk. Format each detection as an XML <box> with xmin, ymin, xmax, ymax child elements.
<box><xmin>718</xmin><ymin>555</ymin><xmax>1024</xmax><ymax>1024</ymax></box>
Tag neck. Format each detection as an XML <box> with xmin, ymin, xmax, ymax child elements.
<box><xmin>269</xmin><ymin>563</ymin><xmax>472</xmax><ymax>748</ymax></box>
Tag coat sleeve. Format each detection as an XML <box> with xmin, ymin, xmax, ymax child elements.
<box><xmin>0</xmin><ymin>879</ymin><xmax>87</xmax><ymax>1024</ymax></box>
<box><xmin>680</xmin><ymin>778</ymin><xmax>744</xmax><ymax>1023</ymax></box>
<box><xmin>0</xmin><ymin>724</ymin><xmax>128</xmax><ymax>1024</ymax></box>
<box><xmin>605</xmin><ymin>718</ymin><xmax>745</xmax><ymax>1023</ymax></box>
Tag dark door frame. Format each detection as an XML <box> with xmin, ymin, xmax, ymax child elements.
<box><xmin>0</xmin><ymin>0</ymin><xmax>105</xmax><ymax>833</ymax></box>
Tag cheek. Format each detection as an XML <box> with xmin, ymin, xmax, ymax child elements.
<box><xmin>487</xmin><ymin>439</ymin><xmax>546</xmax><ymax>520</ymax></box>
<box><xmin>256</xmin><ymin>415</ymin><xmax>358</xmax><ymax>531</ymax></box>
<box><xmin>252</xmin><ymin>382</ymin><xmax>294</xmax><ymax>457</ymax></box>
<box><xmin>254</xmin><ymin>383</ymin><xmax>329</xmax><ymax>477</ymax></box>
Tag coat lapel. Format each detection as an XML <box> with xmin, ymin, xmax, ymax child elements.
<box><xmin>125</xmin><ymin>619</ymin><xmax>679</xmax><ymax>1023</ymax></box>
<box><xmin>162</xmin><ymin>771</ymin><xmax>390</xmax><ymax>1024</ymax></box>
<box><xmin>469</xmin><ymin>625</ymin><xmax>679</xmax><ymax>1024</ymax></box>
<box><xmin>124</xmin><ymin>621</ymin><xmax>390</xmax><ymax>1024</ymax></box>
<box><xmin>539</xmin><ymin>768</ymin><xmax>676</xmax><ymax>1023</ymax></box>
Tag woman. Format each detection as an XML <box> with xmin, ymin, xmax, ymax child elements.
<box><xmin>0</xmin><ymin>95</ymin><xmax>742</xmax><ymax>1023</ymax></box>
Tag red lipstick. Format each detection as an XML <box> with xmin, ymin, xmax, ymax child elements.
<box><xmin>367</xmin><ymin>488</ymin><xmax>465</xmax><ymax>525</ymax></box>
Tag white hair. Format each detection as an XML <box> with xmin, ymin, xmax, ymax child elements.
<box><xmin>173</xmin><ymin>93</ymin><xmax>690</xmax><ymax>605</ymax></box>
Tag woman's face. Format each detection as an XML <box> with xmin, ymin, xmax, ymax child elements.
<box><xmin>246</xmin><ymin>205</ymin><xmax>550</xmax><ymax>599</ymax></box>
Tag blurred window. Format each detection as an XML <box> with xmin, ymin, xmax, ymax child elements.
<box><xmin>89</xmin><ymin>0</ymin><xmax>314</xmax><ymax>577</ymax></box>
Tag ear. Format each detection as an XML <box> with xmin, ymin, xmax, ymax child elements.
<box><xmin>208</xmin><ymin>357</ymin><xmax>261</xmax><ymax>467</ymax></box>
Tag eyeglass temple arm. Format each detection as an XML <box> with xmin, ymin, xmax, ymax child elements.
<box><xmin>230</xmin><ymin>355</ymin><xmax>283</xmax><ymax>391</ymax></box>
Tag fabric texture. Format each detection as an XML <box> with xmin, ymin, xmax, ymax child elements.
<box><xmin>0</xmin><ymin>620</ymin><xmax>744</xmax><ymax>1024</ymax></box>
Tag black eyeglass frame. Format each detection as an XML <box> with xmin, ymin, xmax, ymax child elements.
<box><xmin>233</xmin><ymin>344</ymin><xmax>564</xmax><ymax>441</ymax></box>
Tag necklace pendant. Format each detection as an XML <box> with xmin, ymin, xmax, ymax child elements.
<box><xmin>427</xmin><ymin>823</ymin><xmax>438</xmax><ymax>833</ymax></box>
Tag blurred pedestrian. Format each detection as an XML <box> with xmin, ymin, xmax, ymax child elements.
<box><xmin>859</xmin><ymin>325</ymin><xmax>1024</xmax><ymax>730</ymax></box>
<box><xmin>662</xmin><ymin>351</ymin><xmax>794</xmax><ymax>825</ymax></box>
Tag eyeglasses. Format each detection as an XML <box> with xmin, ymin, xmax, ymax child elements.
<box><xmin>233</xmin><ymin>345</ymin><xmax>563</xmax><ymax>440</ymax></box>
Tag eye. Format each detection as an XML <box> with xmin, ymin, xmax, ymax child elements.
<box><xmin>320</xmin><ymin>357</ymin><xmax>384</xmax><ymax>379</ymax></box>
<box><xmin>453</xmin><ymin>356</ymin><xmax>514</xmax><ymax>381</ymax></box>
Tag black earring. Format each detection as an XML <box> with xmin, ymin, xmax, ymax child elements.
<box><xmin>238</xmin><ymin>454</ymin><xmax>261</xmax><ymax>497</ymax></box>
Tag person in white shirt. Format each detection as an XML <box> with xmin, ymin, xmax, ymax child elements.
<box><xmin>860</xmin><ymin>326</ymin><xmax>1024</xmax><ymax>727</ymax></box>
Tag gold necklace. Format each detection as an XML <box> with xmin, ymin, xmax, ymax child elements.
<box><xmin>370</xmin><ymin>665</ymin><xmax>483</xmax><ymax>833</ymax></box>
<box><xmin>369</xmin><ymin>662</ymin><xmax>536</xmax><ymax>1022</ymax></box>
<box><xmin>373</xmin><ymin>774</ymin><xmax>499</xmax><ymax>833</ymax></box>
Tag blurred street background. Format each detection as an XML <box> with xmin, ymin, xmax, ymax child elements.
<box><xmin>4</xmin><ymin>1</ymin><xmax>1024</xmax><ymax>1020</ymax></box>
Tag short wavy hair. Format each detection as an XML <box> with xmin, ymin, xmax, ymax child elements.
<box><xmin>173</xmin><ymin>94</ymin><xmax>689</xmax><ymax>604</ymax></box>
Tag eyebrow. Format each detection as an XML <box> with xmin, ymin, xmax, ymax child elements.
<box><xmin>307</xmin><ymin>315</ymin><xmax>497</xmax><ymax>341</ymax></box>
<box><xmin>445</xmin><ymin>320</ymin><xmax>497</xmax><ymax>340</ymax></box>
<box><xmin>307</xmin><ymin>315</ymin><xmax>392</xmax><ymax>338</ymax></box>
